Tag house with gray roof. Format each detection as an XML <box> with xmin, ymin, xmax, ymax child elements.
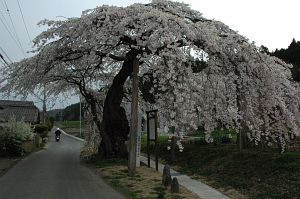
<box><xmin>0</xmin><ymin>100</ymin><xmax>39</xmax><ymax>124</ymax></box>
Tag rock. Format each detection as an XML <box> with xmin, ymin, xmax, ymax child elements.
<box><xmin>171</xmin><ymin>177</ymin><xmax>179</xmax><ymax>193</ymax></box>
<box><xmin>162</xmin><ymin>165</ymin><xmax>172</xmax><ymax>187</ymax></box>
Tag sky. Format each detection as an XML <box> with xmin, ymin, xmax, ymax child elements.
<box><xmin>0</xmin><ymin>0</ymin><xmax>300</xmax><ymax>109</ymax></box>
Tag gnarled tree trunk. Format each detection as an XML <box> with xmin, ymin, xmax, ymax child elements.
<box><xmin>89</xmin><ymin>98</ymin><xmax>113</xmax><ymax>157</ymax></box>
<box><xmin>101</xmin><ymin>50</ymin><xmax>139</xmax><ymax>157</ymax></box>
<box><xmin>77</xmin><ymin>86</ymin><xmax>113</xmax><ymax>158</ymax></box>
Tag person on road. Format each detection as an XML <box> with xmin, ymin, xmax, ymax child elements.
<box><xmin>55</xmin><ymin>128</ymin><xmax>61</xmax><ymax>141</ymax></box>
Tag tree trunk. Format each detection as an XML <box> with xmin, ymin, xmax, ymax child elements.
<box><xmin>236</xmin><ymin>125</ymin><xmax>252</xmax><ymax>150</ymax></box>
<box><xmin>77</xmin><ymin>82</ymin><xmax>113</xmax><ymax>158</ymax></box>
<box><xmin>102</xmin><ymin>50</ymin><xmax>139</xmax><ymax>157</ymax></box>
<box><xmin>89</xmin><ymin>98</ymin><xmax>113</xmax><ymax>157</ymax></box>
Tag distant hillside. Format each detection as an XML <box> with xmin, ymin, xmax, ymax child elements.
<box><xmin>47</xmin><ymin>109</ymin><xmax>63</xmax><ymax>118</ymax></box>
<box><xmin>47</xmin><ymin>103</ymin><xmax>80</xmax><ymax>121</ymax></box>
<box><xmin>62</xmin><ymin>103</ymin><xmax>80</xmax><ymax>121</ymax></box>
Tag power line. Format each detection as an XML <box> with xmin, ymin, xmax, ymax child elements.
<box><xmin>16</xmin><ymin>0</ymin><xmax>31</xmax><ymax>43</ymax></box>
<box><xmin>0</xmin><ymin>2</ymin><xmax>25</xmax><ymax>59</ymax></box>
<box><xmin>0</xmin><ymin>14</ymin><xmax>25</xmax><ymax>56</ymax></box>
<box><xmin>0</xmin><ymin>6</ymin><xmax>13</xmax><ymax>35</ymax></box>
<box><xmin>3</xmin><ymin>0</ymin><xmax>26</xmax><ymax>56</ymax></box>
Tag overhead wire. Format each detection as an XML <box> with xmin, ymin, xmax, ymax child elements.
<box><xmin>0</xmin><ymin>6</ymin><xmax>13</xmax><ymax>34</ymax></box>
<box><xmin>3</xmin><ymin>0</ymin><xmax>26</xmax><ymax>56</ymax></box>
<box><xmin>0</xmin><ymin>14</ymin><xmax>25</xmax><ymax>56</ymax></box>
<box><xmin>0</xmin><ymin>7</ymin><xmax>17</xmax><ymax>50</ymax></box>
<box><xmin>16</xmin><ymin>0</ymin><xmax>31</xmax><ymax>43</ymax></box>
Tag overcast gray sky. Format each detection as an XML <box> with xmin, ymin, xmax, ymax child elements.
<box><xmin>0</xmin><ymin>0</ymin><xmax>299</xmax><ymax>109</ymax></box>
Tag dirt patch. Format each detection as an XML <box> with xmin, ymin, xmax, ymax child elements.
<box><xmin>0</xmin><ymin>158</ymin><xmax>19</xmax><ymax>177</ymax></box>
<box><xmin>97</xmin><ymin>164</ymin><xmax>201</xmax><ymax>199</ymax></box>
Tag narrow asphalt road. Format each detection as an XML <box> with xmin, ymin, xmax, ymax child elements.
<box><xmin>0</xmin><ymin>129</ymin><xmax>125</xmax><ymax>199</ymax></box>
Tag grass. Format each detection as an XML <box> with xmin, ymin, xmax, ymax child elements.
<box><xmin>56</xmin><ymin>121</ymin><xmax>85</xmax><ymax>138</ymax></box>
<box><xmin>141</xmin><ymin>134</ymin><xmax>300</xmax><ymax>199</ymax></box>
<box><xmin>95</xmin><ymin>158</ymin><xmax>200</xmax><ymax>199</ymax></box>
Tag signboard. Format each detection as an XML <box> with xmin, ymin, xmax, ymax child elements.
<box><xmin>146</xmin><ymin>109</ymin><xmax>158</xmax><ymax>171</ymax></box>
<box><xmin>149</xmin><ymin>117</ymin><xmax>156</xmax><ymax>141</ymax></box>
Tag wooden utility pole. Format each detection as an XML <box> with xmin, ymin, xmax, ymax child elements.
<box><xmin>128</xmin><ymin>58</ymin><xmax>139</xmax><ymax>174</ymax></box>
<box><xmin>79</xmin><ymin>96</ymin><xmax>82</xmax><ymax>138</ymax></box>
<box><xmin>42</xmin><ymin>84</ymin><xmax>47</xmax><ymax>124</ymax></box>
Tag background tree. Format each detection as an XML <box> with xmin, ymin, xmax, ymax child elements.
<box><xmin>271</xmin><ymin>39</ymin><xmax>300</xmax><ymax>81</ymax></box>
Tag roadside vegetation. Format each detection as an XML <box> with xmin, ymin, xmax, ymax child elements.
<box><xmin>0</xmin><ymin>117</ymin><xmax>35</xmax><ymax>157</ymax></box>
<box><xmin>93</xmin><ymin>158</ymin><xmax>200</xmax><ymax>199</ymax></box>
<box><xmin>141</xmin><ymin>133</ymin><xmax>300</xmax><ymax>199</ymax></box>
<box><xmin>0</xmin><ymin>117</ymin><xmax>52</xmax><ymax>176</ymax></box>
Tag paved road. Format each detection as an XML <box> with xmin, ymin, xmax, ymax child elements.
<box><xmin>0</xmin><ymin>130</ymin><xmax>125</xmax><ymax>199</ymax></box>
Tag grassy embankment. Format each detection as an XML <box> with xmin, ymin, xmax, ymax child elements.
<box><xmin>141</xmin><ymin>133</ymin><xmax>300</xmax><ymax>199</ymax></box>
<box><xmin>61</xmin><ymin>123</ymin><xmax>300</xmax><ymax>198</ymax></box>
<box><xmin>94</xmin><ymin>158</ymin><xmax>200</xmax><ymax>199</ymax></box>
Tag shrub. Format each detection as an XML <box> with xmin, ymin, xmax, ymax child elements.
<box><xmin>33</xmin><ymin>124</ymin><xmax>49</xmax><ymax>138</ymax></box>
<box><xmin>34</xmin><ymin>124</ymin><xmax>48</xmax><ymax>132</ymax></box>
<box><xmin>0</xmin><ymin>117</ymin><xmax>34</xmax><ymax>156</ymax></box>
<box><xmin>47</xmin><ymin>117</ymin><xmax>54</xmax><ymax>129</ymax></box>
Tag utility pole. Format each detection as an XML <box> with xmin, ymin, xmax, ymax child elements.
<box><xmin>42</xmin><ymin>84</ymin><xmax>47</xmax><ymax>124</ymax></box>
<box><xmin>128</xmin><ymin>58</ymin><xmax>139</xmax><ymax>174</ymax></box>
<box><xmin>79</xmin><ymin>95</ymin><xmax>82</xmax><ymax>138</ymax></box>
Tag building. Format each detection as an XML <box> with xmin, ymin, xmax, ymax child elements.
<box><xmin>0</xmin><ymin>100</ymin><xmax>39</xmax><ymax>124</ymax></box>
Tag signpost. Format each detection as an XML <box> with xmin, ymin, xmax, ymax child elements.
<box><xmin>146</xmin><ymin>110</ymin><xmax>158</xmax><ymax>171</ymax></box>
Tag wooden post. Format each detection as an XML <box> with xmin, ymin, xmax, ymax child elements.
<box><xmin>155</xmin><ymin>111</ymin><xmax>158</xmax><ymax>171</ymax></box>
<box><xmin>128</xmin><ymin>58</ymin><xmax>139</xmax><ymax>174</ymax></box>
<box><xmin>147</xmin><ymin>112</ymin><xmax>150</xmax><ymax>168</ymax></box>
<box><xmin>42</xmin><ymin>84</ymin><xmax>47</xmax><ymax>124</ymax></box>
<box><xmin>79</xmin><ymin>96</ymin><xmax>82</xmax><ymax>138</ymax></box>
<box><xmin>136</xmin><ymin>113</ymin><xmax>141</xmax><ymax>167</ymax></box>
<box><xmin>239</xmin><ymin>128</ymin><xmax>242</xmax><ymax>152</ymax></box>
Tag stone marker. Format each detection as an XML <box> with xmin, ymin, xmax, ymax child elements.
<box><xmin>171</xmin><ymin>177</ymin><xmax>179</xmax><ymax>193</ymax></box>
<box><xmin>162</xmin><ymin>165</ymin><xmax>172</xmax><ymax>187</ymax></box>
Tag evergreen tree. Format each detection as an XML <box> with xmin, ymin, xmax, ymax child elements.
<box><xmin>272</xmin><ymin>39</ymin><xmax>300</xmax><ymax>81</ymax></box>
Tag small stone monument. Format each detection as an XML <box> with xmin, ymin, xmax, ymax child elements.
<box><xmin>162</xmin><ymin>165</ymin><xmax>172</xmax><ymax>187</ymax></box>
<box><xmin>171</xmin><ymin>177</ymin><xmax>179</xmax><ymax>193</ymax></box>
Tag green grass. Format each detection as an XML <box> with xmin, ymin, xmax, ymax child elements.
<box><xmin>95</xmin><ymin>157</ymin><xmax>127</xmax><ymax>168</ymax></box>
<box><xmin>153</xmin><ymin>186</ymin><xmax>167</xmax><ymax>199</ymax></box>
<box><xmin>95</xmin><ymin>157</ymin><xmax>197</xmax><ymax>199</ymax></box>
<box><xmin>142</xmin><ymin>135</ymin><xmax>300</xmax><ymax>199</ymax></box>
<box><xmin>56</xmin><ymin>121</ymin><xmax>86</xmax><ymax>138</ymax></box>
